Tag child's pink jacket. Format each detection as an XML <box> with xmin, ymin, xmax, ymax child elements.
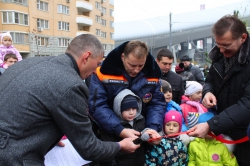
<box><xmin>0</xmin><ymin>44</ymin><xmax>22</xmax><ymax>66</ymax></box>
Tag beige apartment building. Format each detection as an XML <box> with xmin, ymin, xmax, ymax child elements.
<box><xmin>0</xmin><ymin>0</ymin><xmax>114</xmax><ymax>58</ymax></box>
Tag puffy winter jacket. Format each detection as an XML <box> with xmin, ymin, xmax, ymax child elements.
<box><xmin>88</xmin><ymin>41</ymin><xmax>165</xmax><ymax>136</ymax></box>
<box><xmin>188</xmin><ymin>138</ymin><xmax>238</xmax><ymax>166</ymax></box>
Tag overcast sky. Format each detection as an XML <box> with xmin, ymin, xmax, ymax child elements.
<box><xmin>114</xmin><ymin>0</ymin><xmax>249</xmax><ymax>22</ymax></box>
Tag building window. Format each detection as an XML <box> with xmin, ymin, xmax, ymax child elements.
<box><xmin>96</xmin><ymin>29</ymin><xmax>101</xmax><ymax>36</ymax></box>
<box><xmin>10</xmin><ymin>32</ymin><xmax>29</xmax><ymax>44</ymax></box>
<box><xmin>101</xmin><ymin>7</ymin><xmax>106</xmax><ymax>14</ymax></box>
<box><xmin>109</xmin><ymin>0</ymin><xmax>114</xmax><ymax>5</ymax></box>
<box><xmin>37</xmin><ymin>37</ymin><xmax>49</xmax><ymax>46</ymax></box>
<box><xmin>58</xmin><ymin>4</ymin><xmax>69</xmax><ymax>15</ymax></box>
<box><xmin>58</xmin><ymin>21</ymin><xmax>69</xmax><ymax>31</ymax></box>
<box><xmin>13</xmin><ymin>0</ymin><xmax>28</xmax><ymax>5</ymax></box>
<box><xmin>110</xmin><ymin>9</ymin><xmax>114</xmax><ymax>17</ymax></box>
<box><xmin>95</xmin><ymin>15</ymin><xmax>101</xmax><ymax>23</ymax></box>
<box><xmin>2</xmin><ymin>11</ymin><xmax>29</xmax><ymax>25</ymax></box>
<box><xmin>95</xmin><ymin>2</ymin><xmax>101</xmax><ymax>10</ymax></box>
<box><xmin>101</xmin><ymin>19</ymin><xmax>106</xmax><ymax>26</ymax></box>
<box><xmin>101</xmin><ymin>31</ymin><xmax>106</xmax><ymax>38</ymax></box>
<box><xmin>37</xmin><ymin>0</ymin><xmax>49</xmax><ymax>12</ymax></box>
<box><xmin>37</xmin><ymin>19</ymin><xmax>49</xmax><ymax>29</ymax></box>
<box><xmin>110</xmin><ymin>21</ymin><xmax>114</xmax><ymax>28</ymax></box>
<box><xmin>58</xmin><ymin>38</ymin><xmax>70</xmax><ymax>47</ymax></box>
<box><xmin>110</xmin><ymin>32</ymin><xmax>114</xmax><ymax>39</ymax></box>
<box><xmin>102</xmin><ymin>44</ymin><xmax>107</xmax><ymax>50</ymax></box>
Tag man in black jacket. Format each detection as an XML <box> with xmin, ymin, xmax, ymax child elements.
<box><xmin>156</xmin><ymin>48</ymin><xmax>184</xmax><ymax>104</ymax></box>
<box><xmin>188</xmin><ymin>15</ymin><xmax>250</xmax><ymax>166</ymax></box>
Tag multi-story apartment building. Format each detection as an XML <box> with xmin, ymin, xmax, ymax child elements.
<box><xmin>0</xmin><ymin>0</ymin><xmax>114</xmax><ymax>58</ymax></box>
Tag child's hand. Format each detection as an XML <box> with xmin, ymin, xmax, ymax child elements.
<box><xmin>145</xmin><ymin>129</ymin><xmax>162</xmax><ymax>145</ymax></box>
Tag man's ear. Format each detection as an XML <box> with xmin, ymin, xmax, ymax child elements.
<box><xmin>242</xmin><ymin>33</ymin><xmax>248</xmax><ymax>43</ymax></box>
<box><xmin>81</xmin><ymin>51</ymin><xmax>91</xmax><ymax>64</ymax></box>
<box><xmin>121</xmin><ymin>53</ymin><xmax>124</xmax><ymax>61</ymax></box>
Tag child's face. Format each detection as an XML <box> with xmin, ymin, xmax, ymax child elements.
<box><xmin>4</xmin><ymin>57</ymin><xmax>17</xmax><ymax>67</ymax></box>
<box><xmin>165</xmin><ymin>121</ymin><xmax>180</xmax><ymax>135</ymax></box>
<box><xmin>164</xmin><ymin>90</ymin><xmax>172</xmax><ymax>103</ymax></box>
<box><xmin>121</xmin><ymin>108</ymin><xmax>137</xmax><ymax>121</ymax></box>
<box><xmin>2</xmin><ymin>37</ymin><xmax>12</xmax><ymax>47</ymax></box>
<box><xmin>189</xmin><ymin>90</ymin><xmax>202</xmax><ymax>102</ymax></box>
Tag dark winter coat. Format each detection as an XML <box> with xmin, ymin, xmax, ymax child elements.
<box><xmin>161</xmin><ymin>70</ymin><xmax>184</xmax><ymax>104</ymax></box>
<box><xmin>88</xmin><ymin>41</ymin><xmax>166</xmax><ymax>136</ymax></box>
<box><xmin>204</xmin><ymin>36</ymin><xmax>250</xmax><ymax>165</ymax></box>
<box><xmin>184</xmin><ymin>64</ymin><xmax>205</xmax><ymax>85</ymax></box>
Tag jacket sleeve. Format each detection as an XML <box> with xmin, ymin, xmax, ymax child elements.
<box><xmin>51</xmin><ymin>82</ymin><xmax>120</xmax><ymax>161</ymax></box>
<box><xmin>145</xmin><ymin>82</ymin><xmax>165</xmax><ymax>131</ymax></box>
<box><xmin>207</xmin><ymin>81</ymin><xmax>250</xmax><ymax>135</ymax></box>
<box><xmin>13</xmin><ymin>48</ymin><xmax>22</xmax><ymax>61</ymax></box>
<box><xmin>88</xmin><ymin>73</ymin><xmax>124</xmax><ymax>136</ymax></box>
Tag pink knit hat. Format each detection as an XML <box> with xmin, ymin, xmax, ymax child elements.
<box><xmin>1</xmin><ymin>32</ymin><xmax>12</xmax><ymax>42</ymax></box>
<box><xmin>164</xmin><ymin>110</ymin><xmax>182</xmax><ymax>132</ymax></box>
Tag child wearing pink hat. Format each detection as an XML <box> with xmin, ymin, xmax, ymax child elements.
<box><xmin>145</xmin><ymin>110</ymin><xmax>188</xmax><ymax>165</ymax></box>
<box><xmin>0</xmin><ymin>32</ymin><xmax>22</xmax><ymax>68</ymax></box>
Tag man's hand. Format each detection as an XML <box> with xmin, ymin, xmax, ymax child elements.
<box><xmin>57</xmin><ymin>141</ymin><xmax>65</xmax><ymax>147</ymax></box>
<box><xmin>202</xmin><ymin>92</ymin><xmax>217</xmax><ymax>108</ymax></box>
<box><xmin>188</xmin><ymin>122</ymin><xmax>210</xmax><ymax>138</ymax></box>
<box><xmin>145</xmin><ymin>129</ymin><xmax>161</xmax><ymax>145</ymax></box>
<box><xmin>118</xmin><ymin>138</ymin><xmax>140</xmax><ymax>153</ymax></box>
<box><xmin>119</xmin><ymin>128</ymin><xmax>140</xmax><ymax>139</ymax></box>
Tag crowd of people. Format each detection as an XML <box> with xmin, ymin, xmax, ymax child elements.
<box><xmin>0</xmin><ymin>15</ymin><xmax>250</xmax><ymax>166</ymax></box>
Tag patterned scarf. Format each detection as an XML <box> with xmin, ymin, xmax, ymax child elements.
<box><xmin>224</xmin><ymin>54</ymin><xmax>239</xmax><ymax>74</ymax></box>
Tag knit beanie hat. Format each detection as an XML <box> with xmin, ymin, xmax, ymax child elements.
<box><xmin>121</xmin><ymin>95</ymin><xmax>138</xmax><ymax>112</ymax></box>
<box><xmin>160</xmin><ymin>79</ymin><xmax>172</xmax><ymax>93</ymax></box>
<box><xmin>1</xmin><ymin>32</ymin><xmax>12</xmax><ymax>42</ymax></box>
<box><xmin>164</xmin><ymin>110</ymin><xmax>182</xmax><ymax>132</ymax></box>
<box><xmin>187</xmin><ymin>112</ymin><xmax>214</xmax><ymax>129</ymax></box>
<box><xmin>175</xmin><ymin>63</ymin><xmax>184</xmax><ymax>74</ymax></box>
<box><xmin>184</xmin><ymin>81</ymin><xmax>203</xmax><ymax>95</ymax></box>
<box><xmin>187</xmin><ymin>112</ymin><xmax>199</xmax><ymax>129</ymax></box>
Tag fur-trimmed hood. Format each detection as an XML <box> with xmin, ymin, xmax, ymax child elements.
<box><xmin>209</xmin><ymin>35</ymin><xmax>250</xmax><ymax>64</ymax></box>
<box><xmin>100</xmin><ymin>41</ymin><xmax>162</xmax><ymax>78</ymax></box>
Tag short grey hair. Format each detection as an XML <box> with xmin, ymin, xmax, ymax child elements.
<box><xmin>66</xmin><ymin>34</ymin><xmax>104</xmax><ymax>58</ymax></box>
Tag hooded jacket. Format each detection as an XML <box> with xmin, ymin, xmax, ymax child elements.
<box><xmin>88</xmin><ymin>41</ymin><xmax>165</xmax><ymax>136</ymax></box>
<box><xmin>100</xmin><ymin>89</ymin><xmax>145</xmax><ymax>166</ymax></box>
<box><xmin>188</xmin><ymin>138</ymin><xmax>238</xmax><ymax>166</ymax></box>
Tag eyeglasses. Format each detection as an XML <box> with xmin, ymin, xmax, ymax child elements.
<box><xmin>215</xmin><ymin>38</ymin><xmax>239</xmax><ymax>50</ymax></box>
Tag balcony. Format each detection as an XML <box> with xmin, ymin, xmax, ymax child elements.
<box><xmin>76</xmin><ymin>31</ymin><xmax>90</xmax><ymax>36</ymax></box>
<box><xmin>76</xmin><ymin>1</ymin><xmax>92</xmax><ymax>12</ymax></box>
<box><xmin>76</xmin><ymin>16</ymin><xmax>93</xmax><ymax>26</ymax></box>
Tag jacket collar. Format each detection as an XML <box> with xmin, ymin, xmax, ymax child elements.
<box><xmin>100</xmin><ymin>41</ymin><xmax>162</xmax><ymax>78</ymax></box>
<box><xmin>209</xmin><ymin>35</ymin><xmax>250</xmax><ymax>64</ymax></box>
<box><xmin>65</xmin><ymin>53</ymin><xmax>80</xmax><ymax>75</ymax></box>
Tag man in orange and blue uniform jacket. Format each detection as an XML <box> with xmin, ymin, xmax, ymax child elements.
<box><xmin>88</xmin><ymin>41</ymin><xmax>165</xmax><ymax>143</ymax></box>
